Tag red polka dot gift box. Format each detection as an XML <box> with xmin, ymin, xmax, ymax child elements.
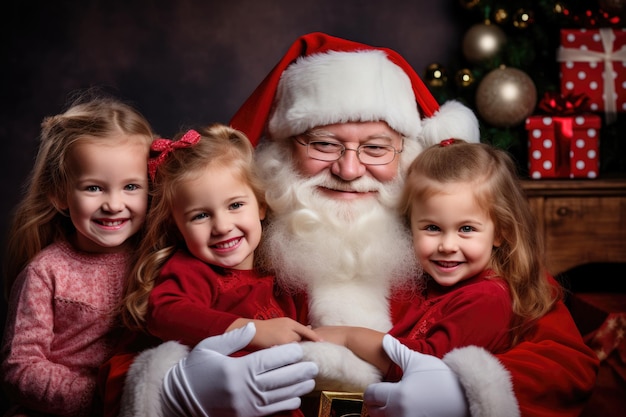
<box><xmin>557</xmin><ymin>28</ymin><xmax>626</xmax><ymax>123</ymax></box>
<box><xmin>525</xmin><ymin>114</ymin><xmax>601</xmax><ymax>179</ymax></box>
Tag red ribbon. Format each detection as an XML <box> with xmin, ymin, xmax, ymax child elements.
<box><xmin>538</xmin><ymin>92</ymin><xmax>589</xmax><ymax>116</ymax></box>
<box><xmin>439</xmin><ymin>138</ymin><xmax>455</xmax><ymax>147</ymax></box>
<box><xmin>537</xmin><ymin>92</ymin><xmax>589</xmax><ymax>176</ymax></box>
<box><xmin>148</xmin><ymin>129</ymin><xmax>201</xmax><ymax>180</ymax></box>
<box><xmin>552</xmin><ymin>117</ymin><xmax>573</xmax><ymax>177</ymax></box>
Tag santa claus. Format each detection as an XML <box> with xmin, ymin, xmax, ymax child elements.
<box><xmin>238</xmin><ymin>39</ymin><xmax>478</xmax><ymax>391</ymax></box>
<box><xmin>114</xmin><ymin>32</ymin><xmax>597</xmax><ymax>417</ymax></box>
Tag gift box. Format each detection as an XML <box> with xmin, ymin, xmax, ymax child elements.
<box><xmin>526</xmin><ymin>114</ymin><xmax>600</xmax><ymax>179</ymax></box>
<box><xmin>557</xmin><ymin>28</ymin><xmax>626</xmax><ymax>122</ymax></box>
<box><xmin>317</xmin><ymin>392</ymin><xmax>369</xmax><ymax>417</ymax></box>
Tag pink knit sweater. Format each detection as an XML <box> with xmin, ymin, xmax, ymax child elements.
<box><xmin>1</xmin><ymin>240</ymin><xmax>130</xmax><ymax>416</ymax></box>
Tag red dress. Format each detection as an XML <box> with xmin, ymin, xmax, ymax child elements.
<box><xmin>388</xmin><ymin>274</ymin><xmax>599</xmax><ymax>417</ymax></box>
<box><xmin>99</xmin><ymin>249</ymin><xmax>302</xmax><ymax>417</ymax></box>
<box><xmin>389</xmin><ymin>270</ymin><xmax>513</xmax><ymax>363</ymax></box>
<box><xmin>146</xmin><ymin>249</ymin><xmax>297</xmax><ymax>347</ymax></box>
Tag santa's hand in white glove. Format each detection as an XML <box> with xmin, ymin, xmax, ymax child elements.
<box><xmin>363</xmin><ymin>334</ymin><xmax>469</xmax><ymax>417</ymax></box>
<box><xmin>162</xmin><ymin>322</ymin><xmax>319</xmax><ymax>417</ymax></box>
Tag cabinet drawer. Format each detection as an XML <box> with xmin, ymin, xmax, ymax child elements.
<box><xmin>542</xmin><ymin>196</ymin><xmax>626</xmax><ymax>275</ymax></box>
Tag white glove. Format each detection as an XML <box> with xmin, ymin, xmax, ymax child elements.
<box><xmin>363</xmin><ymin>334</ymin><xmax>469</xmax><ymax>417</ymax></box>
<box><xmin>162</xmin><ymin>322</ymin><xmax>319</xmax><ymax>417</ymax></box>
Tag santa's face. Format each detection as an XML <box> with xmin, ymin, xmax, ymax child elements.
<box><xmin>290</xmin><ymin>121</ymin><xmax>404</xmax><ymax>200</ymax></box>
<box><xmin>254</xmin><ymin>123</ymin><xmax>421</xmax><ymax>327</ymax></box>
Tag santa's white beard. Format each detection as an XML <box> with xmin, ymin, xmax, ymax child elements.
<box><xmin>256</xmin><ymin>141</ymin><xmax>420</xmax><ymax>331</ymax></box>
<box><xmin>256</xmin><ymin>140</ymin><xmax>421</xmax><ymax>391</ymax></box>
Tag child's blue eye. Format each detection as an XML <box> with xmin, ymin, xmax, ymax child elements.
<box><xmin>192</xmin><ymin>213</ymin><xmax>209</xmax><ymax>221</ymax></box>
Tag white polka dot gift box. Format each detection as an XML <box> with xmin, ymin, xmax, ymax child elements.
<box><xmin>557</xmin><ymin>28</ymin><xmax>626</xmax><ymax>124</ymax></box>
<box><xmin>525</xmin><ymin>114</ymin><xmax>601</xmax><ymax>179</ymax></box>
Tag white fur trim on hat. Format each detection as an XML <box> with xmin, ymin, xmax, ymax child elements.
<box><xmin>420</xmin><ymin>100</ymin><xmax>480</xmax><ymax>147</ymax></box>
<box><xmin>269</xmin><ymin>50</ymin><xmax>421</xmax><ymax>139</ymax></box>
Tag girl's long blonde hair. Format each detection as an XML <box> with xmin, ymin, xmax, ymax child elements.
<box><xmin>399</xmin><ymin>139</ymin><xmax>560</xmax><ymax>342</ymax></box>
<box><xmin>120</xmin><ymin>123</ymin><xmax>265</xmax><ymax>332</ymax></box>
<box><xmin>3</xmin><ymin>93</ymin><xmax>153</xmax><ymax>298</ymax></box>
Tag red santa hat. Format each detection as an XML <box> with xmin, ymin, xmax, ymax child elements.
<box><xmin>230</xmin><ymin>32</ymin><xmax>479</xmax><ymax>147</ymax></box>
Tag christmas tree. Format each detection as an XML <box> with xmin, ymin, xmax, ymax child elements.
<box><xmin>425</xmin><ymin>0</ymin><xmax>626</xmax><ymax>177</ymax></box>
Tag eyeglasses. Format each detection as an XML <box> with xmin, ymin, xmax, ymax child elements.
<box><xmin>293</xmin><ymin>135</ymin><xmax>403</xmax><ymax>166</ymax></box>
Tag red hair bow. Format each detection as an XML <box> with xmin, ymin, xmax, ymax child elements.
<box><xmin>148</xmin><ymin>129</ymin><xmax>201</xmax><ymax>180</ymax></box>
<box><xmin>440</xmin><ymin>138</ymin><xmax>455</xmax><ymax>147</ymax></box>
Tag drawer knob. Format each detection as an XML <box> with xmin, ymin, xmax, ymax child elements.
<box><xmin>556</xmin><ymin>207</ymin><xmax>570</xmax><ymax>216</ymax></box>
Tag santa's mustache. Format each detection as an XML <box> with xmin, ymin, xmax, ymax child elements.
<box><xmin>314</xmin><ymin>175</ymin><xmax>383</xmax><ymax>193</ymax></box>
<box><xmin>294</xmin><ymin>169</ymin><xmax>402</xmax><ymax>210</ymax></box>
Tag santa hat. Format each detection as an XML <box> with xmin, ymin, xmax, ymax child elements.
<box><xmin>230</xmin><ymin>32</ymin><xmax>479</xmax><ymax>147</ymax></box>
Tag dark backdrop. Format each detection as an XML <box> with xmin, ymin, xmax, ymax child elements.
<box><xmin>0</xmin><ymin>0</ymin><xmax>464</xmax><ymax>386</ymax></box>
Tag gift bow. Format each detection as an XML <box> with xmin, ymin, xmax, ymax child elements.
<box><xmin>148</xmin><ymin>129</ymin><xmax>201</xmax><ymax>180</ymax></box>
<box><xmin>538</xmin><ymin>92</ymin><xmax>589</xmax><ymax>116</ymax></box>
<box><xmin>557</xmin><ymin>28</ymin><xmax>626</xmax><ymax>124</ymax></box>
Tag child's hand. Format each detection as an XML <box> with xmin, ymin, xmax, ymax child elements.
<box><xmin>314</xmin><ymin>326</ymin><xmax>390</xmax><ymax>372</ymax></box>
<box><xmin>250</xmin><ymin>318</ymin><xmax>321</xmax><ymax>349</ymax></box>
<box><xmin>313</xmin><ymin>325</ymin><xmax>350</xmax><ymax>346</ymax></box>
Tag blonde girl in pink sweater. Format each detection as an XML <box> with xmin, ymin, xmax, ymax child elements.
<box><xmin>1</xmin><ymin>94</ymin><xmax>153</xmax><ymax>417</ymax></box>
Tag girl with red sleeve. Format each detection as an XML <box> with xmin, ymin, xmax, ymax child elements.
<box><xmin>123</xmin><ymin>124</ymin><xmax>319</xmax><ymax>350</ymax></box>
<box><xmin>114</xmin><ymin>124</ymin><xmax>319</xmax><ymax>416</ymax></box>
<box><xmin>315</xmin><ymin>139</ymin><xmax>583</xmax><ymax>410</ymax></box>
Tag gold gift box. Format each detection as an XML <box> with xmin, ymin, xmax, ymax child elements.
<box><xmin>317</xmin><ymin>391</ymin><xmax>369</xmax><ymax>417</ymax></box>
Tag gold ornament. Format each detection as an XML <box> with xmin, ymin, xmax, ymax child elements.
<box><xmin>475</xmin><ymin>66</ymin><xmax>537</xmax><ymax>127</ymax></box>
<box><xmin>512</xmin><ymin>8</ymin><xmax>534</xmax><ymax>29</ymax></box>
<box><xmin>424</xmin><ymin>63</ymin><xmax>448</xmax><ymax>88</ymax></box>
<box><xmin>455</xmin><ymin>68</ymin><xmax>475</xmax><ymax>88</ymax></box>
<box><xmin>462</xmin><ymin>22</ymin><xmax>507</xmax><ymax>63</ymax></box>
<box><xmin>553</xmin><ymin>1</ymin><xmax>566</xmax><ymax>15</ymax></box>
<box><xmin>493</xmin><ymin>8</ymin><xmax>509</xmax><ymax>24</ymax></box>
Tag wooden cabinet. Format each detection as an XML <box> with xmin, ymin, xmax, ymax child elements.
<box><xmin>521</xmin><ymin>178</ymin><xmax>626</xmax><ymax>276</ymax></box>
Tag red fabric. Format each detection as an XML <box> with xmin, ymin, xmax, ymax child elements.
<box><xmin>489</xmin><ymin>277</ymin><xmax>599</xmax><ymax>417</ymax></box>
<box><xmin>146</xmin><ymin>249</ymin><xmax>297</xmax><ymax>347</ymax></box>
<box><xmin>229</xmin><ymin>32</ymin><xmax>441</xmax><ymax>147</ymax></box>
<box><xmin>386</xmin><ymin>270</ymin><xmax>513</xmax><ymax>380</ymax></box>
<box><xmin>585</xmin><ymin>312</ymin><xmax>626</xmax><ymax>381</ymax></box>
<box><xmin>98</xmin><ymin>331</ymin><xmax>161</xmax><ymax>417</ymax></box>
<box><xmin>579</xmin><ymin>309</ymin><xmax>626</xmax><ymax>417</ymax></box>
<box><xmin>98</xmin><ymin>352</ymin><xmax>134</xmax><ymax>417</ymax></box>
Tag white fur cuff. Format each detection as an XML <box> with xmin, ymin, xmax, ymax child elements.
<box><xmin>119</xmin><ymin>341</ymin><xmax>190</xmax><ymax>417</ymax></box>
<box><xmin>443</xmin><ymin>346</ymin><xmax>520</xmax><ymax>417</ymax></box>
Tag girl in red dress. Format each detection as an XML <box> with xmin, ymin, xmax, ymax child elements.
<box><xmin>121</xmin><ymin>124</ymin><xmax>319</xmax><ymax>352</ymax></box>
<box><xmin>315</xmin><ymin>139</ymin><xmax>560</xmax><ymax>380</ymax></box>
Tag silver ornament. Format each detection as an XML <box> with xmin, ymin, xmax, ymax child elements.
<box><xmin>476</xmin><ymin>66</ymin><xmax>537</xmax><ymax>127</ymax></box>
